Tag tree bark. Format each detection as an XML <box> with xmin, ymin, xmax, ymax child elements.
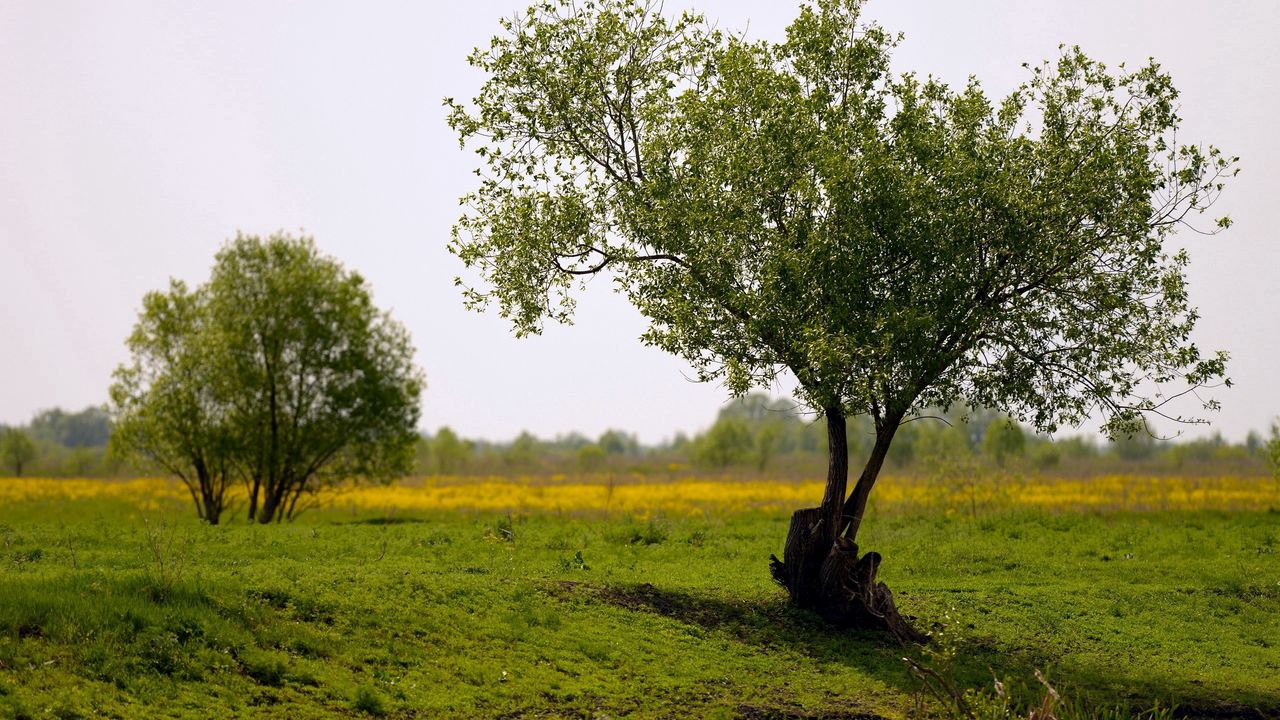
<box><xmin>258</xmin><ymin>488</ymin><xmax>281</xmax><ymax>524</ymax></box>
<box><xmin>841</xmin><ymin>422</ymin><xmax>900</xmax><ymax>542</ymax></box>
<box><xmin>247</xmin><ymin>476</ymin><xmax>261</xmax><ymax>522</ymax></box>
<box><xmin>192</xmin><ymin>459</ymin><xmax>223</xmax><ymax>525</ymax></box>
<box><xmin>770</xmin><ymin>411</ymin><xmax>925</xmax><ymax>644</ymax></box>
<box><xmin>818</xmin><ymin>408</ymin><xmax>848</xmax><ymax>547</ymax></box>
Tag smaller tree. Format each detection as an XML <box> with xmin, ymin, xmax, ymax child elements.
<box><xmin>0</xmin><ymin>428</ymin><xmax>37</xmax><ymax>477</ymax></box>
<box><xmin>577</xmin><ymin>443</ymin><xmax>607</xmax><ymax>472</ymax></box>
<box><xmin>1111</xmin><ymin>430</ymin><xmax>1157</xmax><ymax>461</ymax></box>
<box><xmin>205</xmin><ymin>233</ymin><xmax>424</xmax><ymax>523</ymax></box>
<box><xmin>598</xmin><ymin>429</ymin><xmax>637</xmax><ymax>455</ymax></box>
<box><xmin>913</xmin><ymin>424</ymin><xmax>972</xmax><ymax>474</ymax></box>
<box><xmin>111</xmin><ymin>280</ymin><xmax>236</xmax><ymax>524</ymax></box>
<box><xmin>692</xmin><ymin>418</ymin><xmax>754</xmax><ymax>469</ymax></box>
<box><xmin>504</xmin><ymin>431</ymin><xmax>540</xmax><ymax>469</ymax></box>
<box><xmin>1265</xmin><ymin>420</ymin><xmax>1280</xmax><ymax>485</ymax></box>
<box><xmin>431</xmin><ymin>427</ymin><xmax>471</xmax><ymax>474</ymax></box>
<box><xmin>29</xmin><ymin>407</ymin><xmax>112</xmax><ymax>448</ymax></box>
<box><xmin>755</xmin><ymin>424</ymin><xmax>780</xmax><ymax>472</ymax></box>
<box><xmin>982</xmin><ymin>419</ymin><xmax>1026</xmax><ymax>467</ymax></box>
<box><xmin>111</xmin><ymin>233</ymin><xmax>424</xmax><ymax>523</ymax></box>
<box><xmin>1029</xmin><ymin>442</ymin><xmax>1061</xmax><ymax>469</ymax></box>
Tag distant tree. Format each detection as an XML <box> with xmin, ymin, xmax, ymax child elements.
<box><xmin>1110</xmin><ymin>430</ymin><xmax>1157</xmax><ymax>461</ymax></box>
<box><xmin>1165</xmin><ymin>432</ymin><xmax>1230</xmax><ymax>468</ymax></box>
<box><xmin>982</xmin><ymin>419</ymin><xmax>1027</xmax><ymax>467</ymax></box>
<box><xmin>504</xmin><ymin>431</ymin><xmax>540</xmax><ymax>469</ymax></box>
<box><xmin>554</xmin><ymin>432</ymin><xmax>592</xmax><ymax>450</ymax></box>
<box><xmin>577</xmin><ymin>443</ymin><xmax>608</xmax><ymax>472</ymax></box>
<box><xmin>431</xmin><ymin>427</ymin><xmax>471</xmax><ymax>474</ymax></box>
<box><xmin>1056</xmin><ymin>436</ymin><xmax>1099</xmax><ymax>459</ymax></box>
<box><xmin>0</xmin><ymin>428</ymin><xmax>36</xmax><ymax>477</ymax></box>
<box><xmin>1029</xmin><ymin>442</ymin><xmax>1061</xmax><ymax>469</ymax></box>
<box><xmin>1266</xmin><ymin>421</ymin><xmax>1280</xmax><ymax>484</ymax></box>
<box><xmin>755</xmin><ymin>424</ymin><xmax>780</xmax><ymax>472</ymax></box>
<box><xmin>110</xmin><ymin>280</ymin><xmax>236</xmax><ymax>523</ymax></box>
<box><xmin>719</xmin><ymin>393</ymin><xmax>797</xmax><ymax>424</ymax></box>
<box><xmin>691</xmin><ymin>418</ymin><xmax>754</xmax><ymax>469</ymax></box>
<box><xmin>112</xmin><ymin>232</ymin><xmax>424</xmax><ymax>523</ymax></box>
<box><xmin>597</xmin><ymin>429</ymin><xmax>636</xmax><ymax>455</ymax></box>
<box><xmin>448</xmin><ymin>0</ymin><xmax>1234</xmax><ymax>638</ymax></box>
<box><xmin>1245</xmin><ymin>430</ymin><xmax>1262</xmax><ymax>455</ymax></box>
<box><xmin>913</xmin><ymin>424</ymin><xmax>972</xmax><ymax>470</ymax></box>
<box><xmin>29</xmin><ymin>407</ymin><xmax>112</xmax><ymax>448</ymax></box>
<box><xmin>413</xmin><ymin>435</ymin><xmax>433</xmax><ymax>475</ymax></box>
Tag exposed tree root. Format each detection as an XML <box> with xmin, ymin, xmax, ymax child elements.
<box><xmin>770</xmin><ymin>507</ymin><xmax>928</xmax><ymax>645</ymax></box>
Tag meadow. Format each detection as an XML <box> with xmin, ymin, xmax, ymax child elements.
<box><xmin>0</xmin><ymin>473</ymin><xmax>1276</xmax><ymax>719</ymax></box>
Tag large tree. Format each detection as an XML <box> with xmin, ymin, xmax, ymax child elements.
<box><xmin>446</xmin><ymin>0</ymin><xmax>1235</xmax><ymax>640</ymax></box>
<box><xmin>111</xmin><ymin>233</ymin><xmax>425</xmax><ymax>524</ymax></box>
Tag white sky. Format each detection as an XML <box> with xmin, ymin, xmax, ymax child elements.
<box><xmin>1</xmin><ymin>1</ymin><xmax>1277</xmax><ymax>444</ymax></box>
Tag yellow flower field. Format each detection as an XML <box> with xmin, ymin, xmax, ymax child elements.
<box><xmin>0</xmin><ymin>473</ymin><xmax>1275</xmax><ymax>517</ymax></box>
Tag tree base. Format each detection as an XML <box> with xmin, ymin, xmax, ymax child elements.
<box><xmin>770</xmin><ymin>507</ymin><xmax>928</xmax><ymax>645</ymax></box>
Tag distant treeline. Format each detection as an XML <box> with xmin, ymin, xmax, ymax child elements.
<box><xmin>0</xmin><ymin>407</ymin><xmax>124</xmax><ymax>477</ymax></box>
<box><xmin>1</xmin><ymin>396</ymin><xmax>1276</xmax><ymax>478</ymax></box>
<box><xmin>412</xmin><ymin>394</ymin><xmax>1276</xmax><ymax>479</ymax></box>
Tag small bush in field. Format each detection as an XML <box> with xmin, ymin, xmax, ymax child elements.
<box><xmin>353</xmin><ymin>685</ymin><xmax>387</xmax><ymax>716</ymax></box>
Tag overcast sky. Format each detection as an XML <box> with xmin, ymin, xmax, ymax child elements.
<box><xmin>1</xmin><ymin>1</ymin><xmax>1276</xmax><ymax>444</ymax></box>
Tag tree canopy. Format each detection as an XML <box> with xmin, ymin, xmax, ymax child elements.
<box><xmin>111</xmin><ymin>232</ymin><xmax>424</xmax><ymax>523</ymax></box>
<box><xmin>446</xmin><ymin>0</ymin><xmax>1235</xmax><ymax>635</ymax></box>
<box><xmin>448</xmin><ymin>0</ymin><xmax>1234</xmax><ymax>442</ymax></box>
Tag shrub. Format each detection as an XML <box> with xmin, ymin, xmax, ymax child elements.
<box><xmin>353</xmin><ymin>685</ymin><xmax>387</xmax><ymax>717</ymax></box>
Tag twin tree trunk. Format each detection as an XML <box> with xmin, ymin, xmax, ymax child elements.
<box><xmin>184</xmin><ymin>460</ymin><xmax>227</xmax><ymax>526</ymax></box>
<box><xmin>769</xmin><ymin>409</ymin><xmax>928</xmax><ymax>644</ymax></box>
<box><xmin>247</xmin><ymin>475</ymin><xmax>308</xmax><ymax>524</ymax></box>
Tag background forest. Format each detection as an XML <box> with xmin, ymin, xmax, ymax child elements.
<box><xmin>2</xmin><ymin>396</ymin><xmax>1275</xmax><ymax>480</ymax></box>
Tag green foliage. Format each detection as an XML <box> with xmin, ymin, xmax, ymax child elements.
<box><xmin>717</xmin><ymin>393</ymin><xmax>798</xmax><ymax>425</ymax></box>
<box><xmin>1029</xmin><ymin>443</ymin><xmax>1061</xmax><ymax>470</ymax></box>
<box><xmin>1055</xmin><ymin>436</ymin><xmax>1100</xmax><ymax>460</ymax></box>
<box><xmin>892</xmin><ymin>415</ymin><xmax>973</xmax><ymax>469</ymax></box>
<box><xmin>690</xmin><ymin>417</ymin><xmax>754</xmax><ymax>469</ymax></box>
<box><xmin>27</xmin><ymin>407</ymin><xmax>112</xmax><ymax>449</ymax></box>
<box><xmin>448</xmin><ymin>0</ymin><xmax>1235</xmax><ymax>448</ymax></box>
<box><xmin>504</xmin><ymin>432</ymin><xmax>540</xmax><ymax>469</ymax></box>
<box><xmin>110</xmin><ymin>232</ymin><xmax>424</xmax><ymax>523</ymax></box>
<box><xmin>0</xmin><ymin>414</ymin><xmax>121</xmax><ymax>477</ymax></box>
<box><xmin>0</xmin><ymin>429</ymin><xmax>36</xmax><ymax>477</ymax></box>
<box><xmin>352</xmin><ymin>685</ymin><xmax>387</xmax><ymax>716</ymax></box>
<box><xmin>754</xmin><ymin>423</ymin><xmax>780</xmax><ymax>472</ymax></box>
<box><xmin>109</xmin><ymin>279</ymin><xmax>236</xmax><ymax>523</ymax></box>
<box><xmin>1266</xmin><ymin>421</ymin><xmax>1280</xmax><ymax>483</ymax></box>
<box><xmin>328</xmin><ymin>405</ymin><xmax>1276</xmax><ymax>478</ymax></box>
<box><xmin>1110</xmin><ymin>431</ymin><xmax>1158</xmax><ymax>461</ymax></box>
<box><xmin>982</xmin><ymin>419</ymin><xmax>1026</xmax><ymax>467</ymax></box>
<box><xmin>576</xmin><ymin>443</ymin><xmax>607</xmax><ymax>472</ymax></box>
<box><xmin>429</xmin><ymin>427</ymin><xmax>472</xmax><ymax>474</ymax></box>
<box><xmin>619</xmin><ymin>518</ymin><xmax>668</xmax><ymax>546</ymax></box>
<box><xmin>597</xmin><ymin>429</ymin><xmax>637</xmax><ymax>455</ymax></box>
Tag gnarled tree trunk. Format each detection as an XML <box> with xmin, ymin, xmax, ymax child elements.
<box><xmin>770</xmin><ymin>410</ymin><xmax>927</xmax><ymax>644</ymax></box>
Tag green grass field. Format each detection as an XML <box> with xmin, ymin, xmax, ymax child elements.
<box><xmin>0</xmin><ymin>491</ymin><xmax>1277</xmax><ymax>719</ymax></box>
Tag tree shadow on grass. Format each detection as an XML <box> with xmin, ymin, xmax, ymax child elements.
<box><xmin>552</xmin><ymin>581</ymin><xmax>1276</xmax><ymax>720</ymax></box>
<box><xmin>336</xmin><ymin>516</ymin><xmax>432</xmax><ymax>526</ymax></box>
